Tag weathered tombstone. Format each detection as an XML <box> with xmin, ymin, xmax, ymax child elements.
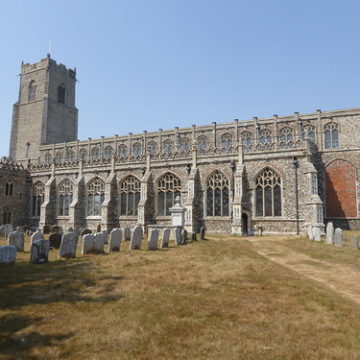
<box><xmin>4</xmin><ymin>224</ymin><xmax>14</xmax><ymax>239</ymax></box>
<box><xmin>8</xmin><ymin>227</ymin><xmax>25</xmax><ymax>252</ymax></box>
<box><xmin>313</xmin><ymin>227</ymin><xmax>321</xmax><ymax>242</ymax></box>
<box><xmin>93</xmin><ymin>233</ymin><xmax>105</xmax><ymax>253</ymax></box>
<box><xmin>49</xmin><ymin>233</ymin><xmax>62</xmax><ymax>249</ymax></box>
<box><xmin>59</xmin><ymin>232</ymin><xmax>77</xmax><ymax>258</ymax></box>
<box><xmin>124</xmin><ymin>227</ymin><xmax>131</xmax><ymax>241</ymax></box>
<box><xmin>350</xmin><ymin>235</ymin><xmax>359</xmax><ymax>250</ymax></box>
<box><xmin>181</xmin><ymin>229</ymin><xmax>187</xmax><ymax>245</ymax></box>
<box><xmin>326</xmin><ymin>222</ymin><xmax>334</xmax><ymax>245</ymax></box>
<box><xmin>334</xmin><ymin>228</ymin><xmax>343</xmax><ymax>247</ymax></box>
<box><xmin>0</xmin><ymin>225</ymin><xmax>5</xmax><ymax>237</ymax></box>
<box><xmin>148</xmin><ymin>229</ymin><xmax>159</xmax><ymax>250</ymax></box>
<box><xmin>108</xmin><ymin>228</ymin><xmax>122</xmax><ymax>252</ymax></box>
<box><xmin>307</xmin><ymin>226</ymin><xmax>314</xmax><ymax>240</ymax></box>
<box><xmin>129</xmin><ymin>225</ymin><xmax>143</xmax><ymax>250</ymax></box>
<box><xmin>200</xmin><ymin>227</ymin><xmax>205</xmax><ymax>240</ymax></box>
<box><xmin>0</xmin><ymin>245</ymin><xmax>16</xmax><ymax>265</ymax></box>
<box><xmin>30</xmin><ymin>240</ymin><xmax>50</xmax><ymax>264</ymax></box>
<box><xmin>174</xmin><ymin>228</ymin><xmax>182</xmax><ymax>246</ymax></box>
<box><xmin>81</xmin><ymin>229</ymin><xmax>92</xmax><ymax>236</ymax></box>
<box><xmin>81</xmin><ymin>234</ymin><xmax>95</xmax><ymax>255</ymax></box>
<box><xmin>192</xmin><ymin>231</ymin><xmax>197</xmax><ymax>241</ymax></box>
<box><xmin>101</xmin><ymin>230</ymin><xmax>109</xmax><ymax>244</ymax></box>
<box><xmin>31</xmin><ymin>229</ymin><xmax>44</xmax><ymax>245</ymax></box>
<box><xmin>161</xmin><ymin>228</ymin><xmax>171</xmax><ymax>248</ymax></box>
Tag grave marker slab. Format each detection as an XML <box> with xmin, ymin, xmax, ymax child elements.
<box><xmin>334</xmin><ymin>228</ymin><xmax>343</xmax><ymax>247</ymax></box>
<box><xmin>326</xmin><ymin>222</ymin><xmax>334</xmax><ymax>245</ymax></box>
<box><xmin>161</xmin><ymin>228</ymin><xmax>171</xmax><ymax>248</ymax></box>
<box><xmin>124</xmin><ymin>227</ymin><xmax>131</xmax><ymax>241</ymax></box>
<box><xmin>108</xmin><ymin>228</ymin><xmax>121</xmax><ymax>252</ymax></box>
<box><xmin>0</xmin><ymin>245</ymin><xmax>16</xmax><ymax>265</ymax></box>
<box><xmin>30</xmin><ymin>240</ymin><xmax>50</xmax><ymax>264</ymax></box>
<box><xmin>148</xmin><ymin>229</ymin><xmax>159</xmax><ymax>250</ymax></box>
<box><xmin>8</xmin><ymin>228</ymin><xmax>24</xmax><ymax>252</ymax></box>
<box><xmin>350</xmin><ymin>236</ymin><xmax>359</xmax><ymax>250</ymax></box>
<box><xmin>31</xmin><ymin>229</ymin><xmax>44</xmax><ymax>245</ymax></box>
<box><xmin>81</xmin><ymin>234</ymin><xmax>95</xmax><ymax>255</ymax></box>
<box><xmin>49</xmin><ymin>233</ymin><xmax>62</xmax><ymax>249</ymax></box>
<box><xmin>94</xmin><ymin>233</ymin><xmax>105</xmax><ymax>253</ymax></box>
<box><xmin>129</xmin><ymin>226</ymin><xmax>143</xmax><ymax>250</ymax></box>
<box><xmin>59</xmin><ymin>232</ymin><xmax>77</xmax><ymax>258</ymax></box>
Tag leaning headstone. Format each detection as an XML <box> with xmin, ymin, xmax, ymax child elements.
<box><xmin>200</xmin><ymin>227</ymin><xmax>205</xmax><ymax>240</ymax></box>
<box><xmin>350</xmin><ymin>236</ymin><xmax>359</xmax><ymax>250</ymax></box>
<box><xmin>124</xmin><ymin>227</ymin><xmax>131</xmax><ymax>241</ymax></box>
<box><xmin>4</xmin><ymin>224</ymin><xmax>14</xmax><ymax>239</ymax></box>
<box><xmin>148</xmin><ymin>229</ymin><xmax>159</xmax><ymax>250</ymax></box>
<box><xmin>307</xmin><ymin>226</ymin><xmax>314</xmax><ymax>240</ymax></box>
<box><xmin>101</xmin><ymin>230</ymin><xmax>109</xmax><ymax>244</ymax></box>
<box><xmin>161</xmin><ymin>228</ymin><xmax>171</xmax><ymax>248</ymax></box>
<box><xmin>0</xmin><ymin>245</ymin><xmax>16</xmax><ymax>265</ymax></box>
<box><xmin>59</xmin><ymin>232</ymin><xmax>77</xmax><ymax>258</ymax></box>
<box><xmin>129</xmin><ymin>225</ymin><xmax>143</xmax><ymax>250</ymax></box>
<box><xmin>108</xmin><ymin>228</ymin><xmax>122</xmax><ymax>252</ymax></box>
<box><xmin>175</xmin><ymin>228</ymin><xmax>182</xmax><ymax>246</ymax></box>
<box><xmin>8</xmin><ymin>227</ymin><xmax>25</xmax><ymax>252</ymax></box>
<box><xmin>326</xmin><ymin>222</ymin><xmax>334</xmax><ymax>245</ymax></box>
<box><xmin>30</xmin><ymin>240</ymin><xmax>50</xmax><ymax>264</ymax></box>
<box><xmin>192</xmin><ymin>231</ymin><xmax>197</xmax><ymax>241</ymax></box>
<box><xmin>49</xmin><ymin>233</ymin><xmax>62</xmax><ymax>249</ymax></box>
<box><xmin>313</xmin><ymin>227</ymin><xmax>321</xmax><ymax>242</ymax></box>
<box><xmin>93</xmin><ymin>233</ymin><xmax>105</xmax><ymax>253</ymax></box>
<box><xmin>81</xmin><ymin>234</ymin><xmax>95</xmax><ymax>255</ymax></box>
<box><xmin>31</xmin><ymin>229</ymin><xmax>44</xmax><ymax>245</ymax></box>
<box><xmin>334</xmin><ymin>228</ymin><xmax>343</xmax><ymax>247</ymax></box>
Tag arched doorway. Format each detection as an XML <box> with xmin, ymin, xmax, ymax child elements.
<box><xmin>242</xmin><ymin>213</ymin><xmax>248</xmax><ymax>236</ymax></box>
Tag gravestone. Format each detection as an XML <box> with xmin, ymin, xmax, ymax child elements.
<box><xmin>350</xmin><ymin>236</ymin><xmax>359</xmax><ymax>250</ymax></box>
<box><xmin>81</xmin><ymin>234</ymin><xmax>95</xmax><ymax>255</ymax></box>
<box><xmin>52</xmin><ymin>225</ymin><xmax>60</xmax><ymax>233</ymax></box>
<box><xmin>101</xmin><ymin>230</ymin><xmax>109</xmax><ymax>244</ymax></box>
<box><xmin>93</xmin><ymin>233</ymin><xmax>105</xmax><ymax>253</ymax></box>
<box><xmin>8</xmin><ymin>227</ymin><xmax>25</xmax><ymax>252</ymax></box>
<box><xmin>30</xmin><ymin>240</ymin><xmax>50</xmax><ymax>264</ymax></box>
<box><xmin>81</xmin><ymin>229</ymin><xmax>92</xmax><ymax>236</ymax></box>
<box><xmin>4</xmin><ymin>224</ymin><xmax>14</xmax><ymax>239</ymax></box>
<box><xmin>108</xmin><ymin>228</ymin><xmax>122</xmax><ymax>252</ymax></box>
<box><xmin>49</xmin><ymin>233</ymin><xmax>62</xmax><ymax>249</ymax></box>
<box><xmin>313</xmin><ymin>227</ymin><xmax>321</xmax><ymax>242</ymax></box>
<box><xmin>0</xmin><ymin>245</ymin><xmax>16</xmax><ymax>265</ymax></box>
<box><xmin>129</xmin><ymin>225</ymin><xmax>143</xmax><ymax>250</ymax></box>
<box><xmin>334</xmin><ymin>228</ymin><xmax>343</xmax><ymax>247</ymax></box>
<box><xmin>0</xmin><ymin>225</ymin><xmax>5</xmax><ymax>237</ymax></box>
<box><xmin>307</xmin><ymin>226</ymin><xmax>314</xmax><ymax>240</ymax></box>
<box><xmin>326</xmin><ymin>222</ymin><xmax>334</xmax><ymax>245</ymax></box>
<box><xmin>175</xmin><ymin>228</ymin><xmax>182</xmax><ymax>246</ymax></box>
<box><xmin>148</xmin><ymin>229</ymin><xmax>159</xmax><ymax>250</ymax></box>
<box><xmin>31</xmin><ymin>229</ymin><xmax>44</xmax><ymax>245</ymax></box>
<box><xmin>59</xmin><ymin>232</ymin><xmax>77</xmax><ymax>258</ymax></box>
<box><xmin>124</xmin><ymin>227</ymin><xmax>131</xmax><ymax>241</ymax></box>
<box><xmin>192</xmin><ymin>231</ymin><xmax>197</xmax><ymax>241</ymax></box>
<box><xmin>181</xmin><ymin>229</ymin><xmax>187</xmax><ymax>245</ymax></box>
<box><xmin>200</xmin><ymin>227</ymin><xmax>205</xmax><ymax>240</ymax></box>
<box><xmin>161</xmin><ymin>228</ymin><xmax>171</xmax><ymax>248</ymax></box>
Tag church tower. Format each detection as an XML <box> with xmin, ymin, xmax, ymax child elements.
<box><xmin>9</xmin><ymin>55</ymin><xmax>78</xmax><ymax>163</ymax></box>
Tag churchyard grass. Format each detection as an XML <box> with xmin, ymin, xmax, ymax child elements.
<box><xmin>1</xmin><ymin>234</ymin><xmax>360</xmax><ymax>360</ymax></box>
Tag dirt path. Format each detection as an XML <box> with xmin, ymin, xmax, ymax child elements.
<box><xmin>249</xmin><ymin>238</ymin><xmax>360</xmax><ymax>305</ymax></box>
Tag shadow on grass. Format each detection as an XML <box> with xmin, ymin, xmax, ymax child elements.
<box><xmin>0</xmin><ymin>313</ymin><xmax>73</xmax><ymax>359</ymax></box>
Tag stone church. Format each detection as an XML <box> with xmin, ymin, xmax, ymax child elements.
<box><xmin>1</xmin><ymin>55</ymin><xmax>359</xmax><ymax>234</ymax></box>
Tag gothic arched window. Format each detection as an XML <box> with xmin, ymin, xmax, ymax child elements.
<box><xmin>79</xmin><ymin>149</ymin><xmax>87</xmax><ymax>161</ymax></box>
<box><xmin>66</xmin><ymin>150</ymin><xmax>75</xmax><ymax>162</ymax></box>
<box><xmin>258</xmin><ymin>129</ymin><xmax>273</xmax><ymax>150</ymax></box>
<box><xmin>32</xmin><ymin>182</ymin><xmax>45</xmax><ymax>217</ymax></box>
<box><xmin>148</xmin><ymin>141</ymin><xmax>158</xmax><ymax>159</ymax></box>
<box><xmin>104</xmin><ymin>146</ymin><xmax>113</xmax><ymax>160</ymax></box>
<box><xmin>279</xmin><ymin>127</ymin><xmax>293</xmax><ymax>149</ymax></box>
<box><xmin>44</xmin><ymin>152</ymin><xmax>52</xmax><ymax>164</ymax></box>
<box><xmin>55</xmin><ymin>151</ymin><xmax>64</xmax><ymax>163</ymax></box>
<box><xmin>58</xmin><ymin>179</ymin><xmax>73</xmax><ymax>216</ymax></box>
<box><xmin>157</xmin><ymin>173</ymin><xmax>181</xmax><ymax>216</ymax></box>
<box><xmin>241</xmin><ymin>131</ymin><xmax>253</xmax><ymax>153</ymax></box>
<box><xmin>132</xmin><ymin>142</ymin><xmax>142</xmax><ymax>160</ymax></box>
<box><xmin>119</xmin><ymin>176</ymin><xmax>141</xmax><ymax>216</ymax></box>
<box><xmin>255</xmin><ymin>168</ymin><xmax>281</xmax><ymax>217</ymax></box>
<box><xmin>303</xmin><ymin>124</ymin><xmax>316</xmax><ymax>143</ymax></box>
<box><xmin>91</xmin><ymin>147</ymin><xmax>100</xmax><ymax>161</ymax></box>
<box><xmin>28</xmin><ymin>80</ymin><xmax>37</xmax><ymax>102</ymax></box>
<box><xmin>57</xmin><ymin>84</ymin><xmax>66</xmax><ymax>104</ymax></box>
<box><xmin>197</xmin><ymin>135</ymin><xmax>209</xmax><ymax>155</ymax></box>
<box><xmin>179</xmin><ymin>137</ymin><xmax>191</xmax><ymax>156</ymax></box>
<box><xmin>206</xmin><ymin>170</ymin><xmax>230</xmax><ymax>217</ymax></box>
<box><xmin>163</xmin><ymin>139</ymin><xmax>173</xmax><ymax>158</ymax></box>
<box><xmin>118</xmin><ymin>144</ymin><xmax>128</xmax><ymax>161</ymax></box>
<box><xmin>87</xmin><ymin>177</ymin><xmax>105</xmax><ymax>216</ymax></box>
<box><xmin>220</xmin><ymin>133</ymin><xmax>233</xmax><ymax>153</ymax></box>
<box><xmin>324</xmin><ymin>122</ymin><xmax>339</xmax><ymax>149</ymax></box>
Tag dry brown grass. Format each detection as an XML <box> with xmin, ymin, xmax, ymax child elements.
<box><xmin>1</xmin><ymin>235</ymin><xmax>360</xmax><ymax>360</ymax></box>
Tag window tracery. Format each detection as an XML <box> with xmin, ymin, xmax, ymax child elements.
<box><xmin>28</xmin><ymin>80</ymin><xmax>37</xmax><ymax>102</ymax></box>
<box><xmin>220</xmin><ymin>133</ymin><xmax>233</xmax><ymax>153</ymax></box>
<box><xmin>58</xmin><ymin>179</ymin><xmax>73</xmax><ymax>216</ymax></box>
<box><xmin>324</xmin><ymin>122</ymin><xmax>339</xmax><ymax>148</ymax></box>
<box><xmin>119</xmin><ymin>176</ymin><xmax>141</xmax><ymax>216</ymax></box>
<box><xmin>206</xmin><ymin>170</ymin><xmax>230</xmax><ymax>216</ymax></box>
<box><xmin>157</xmin><ymin>173</ymin><xmax>181</xmax><ymax>216</ymax></box>
<box><xmin>241</xmin><ymin>131</ymin><xmax>253</xmax><ymax>153</ymax></box>
<box><xmin>279</xmin><ymin>127</ymin><xmax>294</xmax><ymax>149</ymax></box>
<box><xmin>197</xmin><ymin>135</ymin><xmax>209</xmax><ymax>155</ymax></box>
<box><xmin>87</xmin><ymin>177</ymin><xmax>105</xmax><ymax>216</ymax></box>
<box><xmin>258</xmin><ymin>129</ymin><xmax>273</xmax><ymax>150</ymax></box>
<box><xmin>32</xmin><ymin>182</ymin><xmax>45</xmax><ymax>217</ymax></box>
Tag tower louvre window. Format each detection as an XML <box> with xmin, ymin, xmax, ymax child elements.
<box><xmin>28</xmin><ymin>80</ymin><xmax>37</xmax><ymax>102</ymax></box>
<box><xmin>57</xmin><ymin>84</ymin><xmax>66</xmax><ymax>104</ymax></box>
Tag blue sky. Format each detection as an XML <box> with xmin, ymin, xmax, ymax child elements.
<box><xmin>0</xmin><ymin>0</ymin><xmax>359</xmax><ymax>157</ymax></box>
